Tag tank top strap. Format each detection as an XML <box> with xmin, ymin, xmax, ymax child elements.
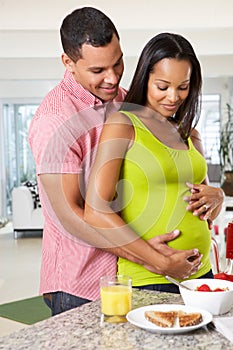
<box><xmin>119</xmin><ymin>110</ymin><xmax>148</xmax><ymax>131</ymax></box>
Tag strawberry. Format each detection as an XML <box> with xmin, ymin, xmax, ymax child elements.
<box><xmin>213</xmin><ymin>288</ymin><xmax>225</xmax><ymax>292</ymax></box>
<box><xmin>197</xmin><ymin>284</ymin><xmax>211</xmax><ymax>292</ymax></box>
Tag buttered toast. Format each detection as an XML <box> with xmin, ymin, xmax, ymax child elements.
<box><xmin>144</xmin><ymin>311</ymin><xmax>177</xmax><ymax>328</ymax></box>
<box><xmin>178</xmin><ymin>311</ymin><xmax>203</xmax><ymax>327</ymax></box>
<box><xmin>145</xmin><ymin>310</ymin><xmax>203</xmax><ymax>328</ymax></box>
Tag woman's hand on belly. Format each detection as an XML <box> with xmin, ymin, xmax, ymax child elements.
<box><xmin>184</xmin><ymin>182</ymin><xmax>224</xmax><ymax>228</ymax></box>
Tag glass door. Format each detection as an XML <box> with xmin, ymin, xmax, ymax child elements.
<box><xmin>3</xmin><ymin>103</ymin><xmax>39</xmax><ymax>217</ymax></box>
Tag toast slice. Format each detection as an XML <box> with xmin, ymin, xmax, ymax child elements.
<box><xmin>144</xmin><ymin>310</ymin><xmax>178</xmax><ymax>328</ymax></box>
<box><xmin>178</xmin><ymin>311</ymin><xmax>203</xmax><ymax>327</ymax></box>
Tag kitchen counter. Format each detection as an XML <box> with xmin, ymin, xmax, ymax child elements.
<box><xmin>0</xmin><ymin>289</ymin><xmax>232</xmax><ymax>350</ymax></box>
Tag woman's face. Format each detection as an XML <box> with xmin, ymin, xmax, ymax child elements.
<box><xmin>145</xmin><ymin>58</ymin><xmax>192</xmax><ymax>118</ymax></box>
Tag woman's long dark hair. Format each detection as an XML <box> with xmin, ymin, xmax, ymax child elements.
<box><xmin>122</xmin><ymin>32</ymin><xmax>202</xmax><ymax>141</ymax></box>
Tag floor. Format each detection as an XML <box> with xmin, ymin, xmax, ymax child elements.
<box><xmin>0</xmin><ymin>222</ymin><xmax>42</xmax><ymax>337</ymax></box>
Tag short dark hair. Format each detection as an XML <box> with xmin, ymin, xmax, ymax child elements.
<box><xmin>122</xmin><ymin>32</ymin><xmax>202</xmax><ymax>140</ymax></box>
<box><xmin>60</xmin><ymin>7</ymin><xmax>120</xmax><ymax>62</ymax></box>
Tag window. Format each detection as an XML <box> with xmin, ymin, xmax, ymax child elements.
<box><xmin>197</xmin><ymin>94</ymin><xmax>221</xmax><ymax>164</ymax></box>
<box><xmin>197</xmin><ymin>94</ymin><xmax>221</xmax><ymax>184</ymax></box>
<box><xmin>3</xmin><ymin>103</ymin><xmax>39</xmax><ymax>216</ymax></box>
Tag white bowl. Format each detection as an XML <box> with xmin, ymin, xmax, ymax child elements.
<box><xmin>179</xmin><ymin>278</ymin><xmax>233</xmax><ymax>315</ymax></box>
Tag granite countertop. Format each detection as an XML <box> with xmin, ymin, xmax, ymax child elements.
<box><xmin>0</xmin><ymin>290</ymin><xmax>233</xmax><ymax>350</ymax></box>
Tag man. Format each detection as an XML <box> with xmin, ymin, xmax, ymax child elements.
<box><xmin>28</xmin><ymin>7</ymin><xmax>202</xmax><ymax>316</ymax></box>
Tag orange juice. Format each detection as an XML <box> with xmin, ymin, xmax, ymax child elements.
<box><xmin>101</xmin><ymin>285</ymin><xmax>132</xmax><ymax>316</ymax></box>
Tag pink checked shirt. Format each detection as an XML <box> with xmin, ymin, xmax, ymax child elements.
<box><xmin>28</xmin><ymin>70</ymin><xmax>127</xmax><ymax>300</ymax></box>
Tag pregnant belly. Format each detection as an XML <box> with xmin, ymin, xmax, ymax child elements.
<box><xmin>167</xmin><ymin>217</ymin><xmax>211</xmax><ymax>257</ymax></box>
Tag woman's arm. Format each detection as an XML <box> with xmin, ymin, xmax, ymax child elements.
<box><xmin>84</xmin><ymin>112</ymin><xmax>202</xmax><ymax>279</ymax></box>
<box><xmin>185</xmin><ymin>129</ymin><xmax>224</xmax><ymax>224</ymax></box>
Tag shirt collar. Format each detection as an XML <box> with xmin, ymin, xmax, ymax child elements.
<box><xmin>63</xmin><ymin>70</ymin><xmax>126</xmax><ymax>107</ymax></box>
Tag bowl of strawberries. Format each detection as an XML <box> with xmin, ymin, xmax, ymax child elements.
<box><xmin>179</xmin><ymin>278</ymin><xmax>233</xmax><ymax>315</ymax></box>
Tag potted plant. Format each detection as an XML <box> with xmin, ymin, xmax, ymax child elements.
<box><xmin>219</xmin><ymin>103</ymin><xmax>233</xmax><ymax>196</ymax></box>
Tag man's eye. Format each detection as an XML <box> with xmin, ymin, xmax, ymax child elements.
<box><xmin>114</xmin><ymin>60</ymin><xmax>121</xmax><ymax>67</ymax></box>
<box><xmin>91</xmin><ymin>69</ymin><xmax>103</xmax><ymax>74</ymax></box>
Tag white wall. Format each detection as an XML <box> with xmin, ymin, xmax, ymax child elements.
<box><xmin>1</xmin><ymin>0</ymin><xmax>233</xmax><ymax>90</ymax></box>
<box><xmin>1</xmin><ymin>0</ymin><xmax>233</xmax><ymax>30</ymax></box>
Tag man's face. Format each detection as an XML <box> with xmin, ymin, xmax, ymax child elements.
<box><xmin>63</xmin><ymin>34</ymin><xmax>124</xmax><ymax>102</ymax></box>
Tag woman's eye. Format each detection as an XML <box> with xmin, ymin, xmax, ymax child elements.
<box><xmin>158</xmin><ymin>86</ymin><xmax>168</xmax><ymax>91</ymax></box>
<box><xmin>179</xmin><ymin>85</ymin><xmax>189</xmax><ymax>91</ymax></box>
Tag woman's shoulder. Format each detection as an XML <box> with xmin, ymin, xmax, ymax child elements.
<box><xmin>190</xmin><ymin>128</ymin><xmax>201</xmax><ymax>141</ymax></box>
<box><xmin>105</xmin><ymin>111</ymin><xmax>134</xmax><ymax>126</ymax></box>
<box><xmin>102</xmin><ymin>111</ymin><xmax>134</xmax><ymax>141</ymax></box>
<box><xmin>190</xmin><ymin>128</ymin><xmax>205</xmax><ymax>156</ymax></box>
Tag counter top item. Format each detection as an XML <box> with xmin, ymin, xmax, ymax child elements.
<box><xmin>0</xmin><ymin>290</ymin><xmax>233</xmax><ymax>350</ymax></box>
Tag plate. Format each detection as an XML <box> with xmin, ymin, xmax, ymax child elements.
<box><xmin>126</xmin><ymin>304</ymin><xmax>213</xmax><ymax>334</ymax></box>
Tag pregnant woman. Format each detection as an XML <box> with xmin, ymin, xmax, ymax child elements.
<box><xmin>84</xmin><ymin>32</ymin><xmax>224</xmax><ymax>293</ymax></box>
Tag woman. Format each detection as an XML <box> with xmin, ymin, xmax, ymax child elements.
<box><xmin>84</xmin><ymin>33</ymin><xmax>224</xmax><ymax>293</ymax></box>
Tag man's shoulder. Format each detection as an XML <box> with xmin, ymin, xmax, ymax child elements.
<box><xmin>36</xmin><ymin>83</ymin><xmax>87</xmax><ymax>118</ymax></box>
<box><xmin>117</xmin><ymin>86</ymin><xmax>128</xmax><ymax>100</ymax></box>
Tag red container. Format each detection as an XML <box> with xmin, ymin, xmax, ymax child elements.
<box><xmin>214</xmin><ymin>272</ymin><xmax>233</xmax><ymax>282</ymax></box>
<box><xmin>226</xmin><ymin>222</ymin><xmax>233</xmax><ymax>259</ymax></box>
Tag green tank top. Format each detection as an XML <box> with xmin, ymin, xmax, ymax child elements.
<box><xmin>117</xmin><ymin>111</ymin><xmax>211</xmax><ymax>286</ymax></box>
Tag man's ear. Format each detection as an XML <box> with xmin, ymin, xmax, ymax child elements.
<box><xmin>61</xmin><ymin>53</ymin><xmax>74</xmax><ymax>72</ymax></box>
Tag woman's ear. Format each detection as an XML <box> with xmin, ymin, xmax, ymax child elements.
<box><xmin>61</xmin><ymin>53</ymin><xmax>74</xmax><ymax>72</ymax></box>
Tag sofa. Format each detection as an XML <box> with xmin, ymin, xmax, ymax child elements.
<box><xmin>12</xmin><ymin>183</ymin><xmax>44</xmax><ymax>239</ymax></box>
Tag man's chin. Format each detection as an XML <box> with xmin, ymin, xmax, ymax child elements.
<box><xmin>97</xmin><ymin>91</ymin><xmax>118</xmax><ymax>103</ymax></box>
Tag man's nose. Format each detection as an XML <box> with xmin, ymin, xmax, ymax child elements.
<box><xmin>104</xmin><ymin>70</ymin><xmax>119</xmax><ymax>85</ymax></box>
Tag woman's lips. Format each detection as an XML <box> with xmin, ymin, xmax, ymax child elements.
<box><xmin>162</xmin><ymin>104</ymin><xmax>179</xmax><ymax>112</ymax></box>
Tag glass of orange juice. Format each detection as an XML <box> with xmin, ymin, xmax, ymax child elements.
<box><xmin>100</xmin><ymin>275</ymin><xmax>132</xmax><ymax>323</ymax></box>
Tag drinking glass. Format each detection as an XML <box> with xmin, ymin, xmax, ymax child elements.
<box><xmin>100</xmin><ymin>275</ymin><xmax>132</xmax><ymax>323</ymax></box>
